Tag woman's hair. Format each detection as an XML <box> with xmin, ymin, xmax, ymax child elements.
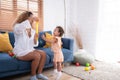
<box><xmin>56</xmin><ymin>26</ymin><xmax>64</xmax><ymax>37</ymax></box>
<box><xmin>13</xmin><ymin>11</ymin><xmax>33</xmax><ymax>26</ymax></box>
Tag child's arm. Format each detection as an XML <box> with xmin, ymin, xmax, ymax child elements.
<box><xmin>42</xmin><ymin>34</ymin><xmax>57</xmax><ymax>43</ymax></box>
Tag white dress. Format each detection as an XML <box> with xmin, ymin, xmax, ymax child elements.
<box><xmin>13</xmin><ymin>20</ymin><xmax>38</xmax><ymax>57</ymax></box>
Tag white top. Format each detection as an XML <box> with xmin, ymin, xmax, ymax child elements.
<box><xmin>13</xmin><ymin>20</ymin><xmax>38</xmax><ymax>57</ymax></box>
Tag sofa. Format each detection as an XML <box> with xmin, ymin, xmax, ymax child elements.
<box><xmin>0</xmin><ymin>31</ymin><xmax>74</xmax><ymax>78</ymax></box>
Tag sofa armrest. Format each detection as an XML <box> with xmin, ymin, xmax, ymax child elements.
<box><xmin>62</xmin><ymin>38</ymin><xmax>74</xmax><ymax>52</ymax></box>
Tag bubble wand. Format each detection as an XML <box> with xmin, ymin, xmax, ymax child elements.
<box><xmin>36</xmin><ymin>21</ymin><xmax>39</xmax><ymax>40</ymax></box>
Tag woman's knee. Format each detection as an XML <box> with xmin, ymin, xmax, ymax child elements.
<box><xmin>40</xmin><ymin>51</ymin><xmax>46</xmax><ymax>57</ymax></box>
<box><xmin>36</xmin><ymin>50</ymin><xmax>46</xmax><ymax>57</ymax></box>
<box><xmin>33</xmin><ymin>52</ymin><xmax>41</xmax><ymax>60</ymax></box>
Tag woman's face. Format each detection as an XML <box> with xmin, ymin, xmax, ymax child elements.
<box><xmin>53</xmin><ymin>28</ymin><xmax>60</xmax><ymax>36</ymax></box>
<box><xmin>28</xmin><ymin>14</ymin><xmax>34</xmax><ymax>23</ymax></box>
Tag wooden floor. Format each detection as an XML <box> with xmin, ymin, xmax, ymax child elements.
<box><xmin>1</xmin><ymin>68</ymin><xmax>81</xmax><ymax>80</ymax></box>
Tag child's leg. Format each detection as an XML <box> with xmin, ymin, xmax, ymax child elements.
<box><xmin>53</xmin><ymin>62</ymin><xmax>58</xmax><ymax>73</ymax></box>
<box><xmin>54</xmin><ymin>62</ymin><xmax>57</xmax><ymax>69</ymax></box>
<box><xmin>57</xmin><ymin>62</ymin><xmax>62</xmax><ymax>71</ymax></box>
<box><xmin>56</xmin><ymin>62</ymin><xmax>62</xmax><ymax>80</ymax></box>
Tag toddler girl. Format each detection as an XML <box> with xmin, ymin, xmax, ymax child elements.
<box><xmin>42</xmin><ymin>26</ymin><xmax>64</xmax><ymax>80</ymax></box>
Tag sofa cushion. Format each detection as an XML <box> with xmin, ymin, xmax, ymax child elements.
<box><xmin>45</xmin><ymin>54</ymin><xmax>51</xmax><ymax>65</ymax></box>
<box><xmin>62</xmin><ymin>48</ymin><xmax>74</xmax><ymax>62</ymax></box>
<box><xmin>62</xmin><ymin>38</ymin><xmax>74</xmax><ymax>51</ymax></box>
<box><xmin>17</xmin><ymin>61</ymin><xmax>31</xmax><ymax>70</ymax></box>
<box><xmin>62</xmin><ymin>38</ymin><xmax>70</xmax><ymax>49</ymax></box>
<box><xmin>8</xmin><ymin>32</ymin><xmax>15</xmax><ymax>47</ymax></box>
<box><xmin>0</xmin><ymin>53</ymin><xmax>18</xmax><ymax>73</ymax></box>
<box><xmin>43</xmin><ymin>32</ymin><xmax>53</xmax><ymax>48</ymax></box>
<box><xmin>0</xmin><ymin>33</ymin><xmax>13</xmax><ymax>52</ymax></box>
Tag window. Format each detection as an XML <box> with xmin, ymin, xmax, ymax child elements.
<box><xmin>0</xmin><ymin>0</ymin><xmax>43</xmax><ymax>31</ymax></box>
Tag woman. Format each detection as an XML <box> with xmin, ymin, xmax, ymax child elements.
<box><xmin>13</xmin><ymin>11</ymin><xmax>48</xmax><ymax>80</ymax></box>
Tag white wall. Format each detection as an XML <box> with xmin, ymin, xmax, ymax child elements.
<box><xmin>43</xmin><ymin>0</ymin><xmax>65</xmax><ymax>32</ymax></box>
<box><xmin>95</xmin><ymin>0</ymin><xmax>120</xmax><ymax>62</ymax></box>
<box><xmin>77</xmin><ymin>0</ymin><xmax>99</xmax><ymax>55</ymax></box>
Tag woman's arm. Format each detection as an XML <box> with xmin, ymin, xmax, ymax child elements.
<box><xmin>26</xmin><ymin>28</ymin><xmax>38</xmax><ymax>45</ymax></box>
<box><xmin>26</xmin><ymin>28</ymin><xmax>31</xmax><ymax>37</ymax></box>
<box><xmin>30</xmin><ymin>16</ymin><xmax>39</xmax><ymax>44</ymax></box>
<box><xmin>34</xmin><ymin>33</ymin><xmax>38</xmax><ymax>44</ymax></box>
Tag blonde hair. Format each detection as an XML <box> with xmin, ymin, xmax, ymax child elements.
<box><xmin>13</xmin><ymin>11</ymin><xmax>33</xmax><ymax>26</ymax></box>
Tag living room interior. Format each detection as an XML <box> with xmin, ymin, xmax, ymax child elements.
<box><xmin>0</xmin><ymin>0</ymin><xmax>120</xmax><ymax>80</ymax></box>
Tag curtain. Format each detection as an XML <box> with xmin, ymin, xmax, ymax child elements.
<box><xmin>95</xmin><ymin>0</ymin><xmax>120</xmax><ymax>62</ymax></box>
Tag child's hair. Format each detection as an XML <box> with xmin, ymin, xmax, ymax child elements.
<box><xmin>56</xmin><ymin>26</ymin><xmax>64</xmax><ymax>37</ymax></box>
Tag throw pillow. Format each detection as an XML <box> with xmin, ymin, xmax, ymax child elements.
<box><xmin>0</xmin><ymin>32</ymin><xmax>13</xmax><ymax>52</ymax></box>
<box><xmin>43</xmin><ymin>32</ymin><xmax>53</xmax><ymax>48</ymax></box>
<box><xmin>74</xmin><ymin>51</ymin><xmax>95</xmax><ymax>66</ymax></box>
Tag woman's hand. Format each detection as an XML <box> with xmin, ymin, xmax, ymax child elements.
<box><xmin>33</xmin><ymin>16</ymin><xmax>39</xmax><ymax>22</ymax></box>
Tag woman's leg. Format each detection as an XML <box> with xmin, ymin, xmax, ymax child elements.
<box><xmin>34</xmin><ymin>50</ymin><xmax>48</xmax><ymax>80</ymax></box>
<box><xmin>17</xmin><ymin>51</ymin><xmax>41</xmax><ymax>76</ymax></box>
<box><xmin>34</xmin><ymin>50</ymin><xmax>46</xmax><ymax>74</ymax></box>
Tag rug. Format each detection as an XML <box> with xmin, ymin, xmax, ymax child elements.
<box><xmin>62</xmin><ymin>61</ymin><xmax>120</xmax><ymax>80</ymax></box>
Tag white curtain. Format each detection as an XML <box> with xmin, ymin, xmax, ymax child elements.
<box><xmin>95</xmin><ymin>0</ymin><xmax>120</xmax><ymax>62</ymax></box>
